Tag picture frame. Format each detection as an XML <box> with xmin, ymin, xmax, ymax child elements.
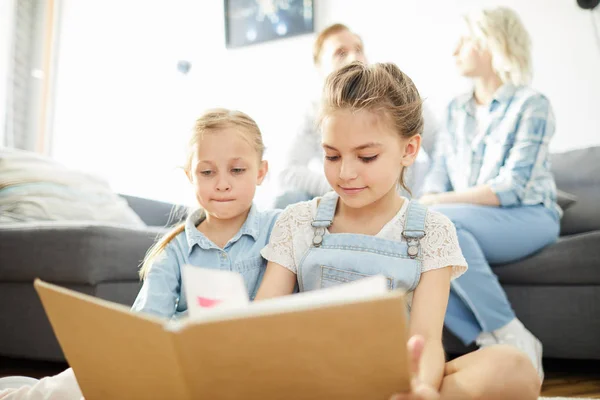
<box><xmin>224</xmin><ymin>0</ymin><xmax>314</xmax><ymax>49</ymax></box>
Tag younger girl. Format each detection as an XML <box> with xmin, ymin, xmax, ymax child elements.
<box><xmin>0</xmin><ymin>108</ymin><xmax>280</xmax><ymax>398</ymax></box>
<box><xmin>255</xmin><ymin>62</ymin><xmax>541</xmax><ymax>400</ymax></box>
<box><xmin>131</xmin><ymin>108</ymin><xmax>280</xmax><ymax>318</ymax></box>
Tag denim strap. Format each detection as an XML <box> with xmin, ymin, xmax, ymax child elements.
<box><xmin>402</xmin><ymin>200</ymin><xmax>427</xmax><ymax>258</ymax></box>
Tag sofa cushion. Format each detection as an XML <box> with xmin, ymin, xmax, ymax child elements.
<box><xmin>493</xmin><ymin>231</ymin><xmax>600</xmax><ymax>285</ymax></box>
<box><xmin>551</xmin><ymin>146</ymin><xmax>600</xmax><ymax>235</ymax></box>
<box><xmin>556</xmin><ymin>189</ymin><xmax>577</xmax><ymax>211</ymax></box>
<box><xmin>0</xmin><ymin>222</ymin><xmax>166</xmax><ymax>284</ymax></box>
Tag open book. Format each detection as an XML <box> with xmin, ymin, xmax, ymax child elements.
<box><xmin>34</xmin><ymin>268</ymin><xmax>411</xmax><ymax>400</ymax></box>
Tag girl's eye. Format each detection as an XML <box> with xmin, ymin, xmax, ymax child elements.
<box><xmin>359</xmin><ymin>155</ymin><xmax>378</xmax><ymax>163</ymax></box>
<box><xmin>231</xmin><ymin>168</ymin><xmax>246</xmax><ymax>175</ymax></box>
<box><xmin>325</xmin><ymin>155</ymin><xmax>340</xmax><ymax>161</ymax></box>
<box><xmin>200</xmin><ymin>170</ymin><xmax>213</xmax><ymax>176</ymax></box>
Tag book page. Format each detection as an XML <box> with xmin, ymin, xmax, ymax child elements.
<box><xmin>169</xmin><ymin>273</ymin><xmax>391</xmax><ymax>330</ymax></box>
<box><xmin>182</xmin><ymin>265</ymin><xmax>250</xmax><ymax>319</ymax></box>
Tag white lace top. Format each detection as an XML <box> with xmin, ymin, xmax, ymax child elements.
<box><xmin>261</xmin><ymin>197</ymin><xmax>468</xmax><ymax>279</ymax></box>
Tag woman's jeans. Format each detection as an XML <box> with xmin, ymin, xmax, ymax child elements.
<box><xmin>430</xmin><ymin>204</ymin><xmax>560</xmax><ymax>344</ymax></box>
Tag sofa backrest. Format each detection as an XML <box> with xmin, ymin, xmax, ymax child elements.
<box><xmin>120</xmin><ymin>194</ymin><xmax>187</xmax><ymax>228</ymax></box>
<box><xmin>551</xmin><ymin>146</ymin><xmax>600</xmax><ymax>236</ymax></box>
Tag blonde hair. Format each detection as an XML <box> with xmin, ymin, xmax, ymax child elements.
<box><xmin>320</xmin><ymin>62</ymin><xmax>423</xmax><ymax>194</ymax></box>
<box><xmin>313</xmin><ymin>23</ymin><xmax>357</xmax><ymax>65</ymax></box>
<box><xmin>139</xmin><ymin>108</ymin><xmax>265</xmax><ymax>280</ymax></box>
<box><xmin>463</xmin><ymin>7</ymin><xmax>532</xmax><ymax>85</ymax></box>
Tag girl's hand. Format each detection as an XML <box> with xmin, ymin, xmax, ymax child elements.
<box><xmin>389</xmin><ymin>335</ymin><xmax>441</xmax><ymax>400</ymax></box>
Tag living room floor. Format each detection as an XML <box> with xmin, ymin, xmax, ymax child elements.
<box><xmin>0</xmin><ymin>356</ymin><xmax>598</xmax><ymax>398</ymax></box>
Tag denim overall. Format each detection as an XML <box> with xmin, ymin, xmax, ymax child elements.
<box><xmin>297</xmin><ymin>192</ymin><xmax>427</xmax><ymax>305</ymax></box>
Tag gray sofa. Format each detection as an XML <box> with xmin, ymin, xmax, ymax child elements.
<box><xmin>0</xmin><ymin>195</ymin><xmax>181</xmax><ymax>361</ymax></box>
<box><xmin>1</xmin><ymin>147</ymin><xmax>599</xmax><ymax>362</ymax></box>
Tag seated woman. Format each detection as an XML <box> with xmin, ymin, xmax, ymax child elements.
<box><xmin>420</xmin><ymin>6</ymin><xmax>561</xmax><ymax>381</ymax></box>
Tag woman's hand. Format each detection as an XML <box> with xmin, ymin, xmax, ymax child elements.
<box><xmin>418</xmin><ymin>194</ymin><xmax>440</xmax><ymax>206</ymax></box>
<box><xmin>419</xmin><ymin>186</ymin><xmax>501</xmax><ymax>207</ymax></box>
<box><xmin>389</xmin><ymin>335</ymin><xmax>441</xmax><ymax>400</ymax></box>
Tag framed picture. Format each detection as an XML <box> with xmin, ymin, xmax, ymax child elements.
<box><xmin>224</xmin><ymin>0</ymin><xmax>314</xmax><ymax>49</ymax></box>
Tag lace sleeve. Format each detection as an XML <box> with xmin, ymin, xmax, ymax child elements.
<box><xmin>260</xmin><ymin>202</ymin><xmax>314</xmax><ymax>274</ymax></box>
<box><xmin>421</xmin><ymin>210</ymin><xmax>468</xmax><ymax>279</ymax></box>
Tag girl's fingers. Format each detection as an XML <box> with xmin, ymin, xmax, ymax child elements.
<box><xmin>414</xmin><ymin>383</ymin><xmax>441</xmax><ymax>400</ymax></box>
<box><xmin>390</xmin><ymin>336</ymin><xmax>428</xmax><ymax>400</ymax></box>
<box><xmin>407</xmin><ymin>334</ymin><xmax>426</xmax><ymax>377</ymax></box>
<box><xmin>390</xmin><ymin>394</ymin><xmax>413</xmax><ymax>400</ymax></box>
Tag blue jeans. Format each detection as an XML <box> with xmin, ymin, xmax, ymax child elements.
<box><xmin>430</xmin><ymin>204</ymin><xmax>560</xmax><ymax>345</ymax></box>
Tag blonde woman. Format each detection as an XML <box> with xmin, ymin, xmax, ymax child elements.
<box><xmin>421</xmin><ymin>7</ymin><xmax>560</xmax><ymax>381</ymax></box>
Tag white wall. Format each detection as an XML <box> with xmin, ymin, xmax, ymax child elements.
<box><xmin>51</xmin><ymin>0</ymin><xmax>600</xmax><ymax>206</ymax></box>
<box><xmin>52</xmin><ymin>0</ymin><xmax>315</xmax><ymax>206</ymax></box>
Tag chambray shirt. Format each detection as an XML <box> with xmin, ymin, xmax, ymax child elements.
<box><xmin>422</xmin><ymin>84</ymin><xmax>561</xmax><ymax>218</ymax></box>
<box><xmin>131</xmin><ymin>205</ymin><xmax>280</xmax><ymax>319</ymax></box>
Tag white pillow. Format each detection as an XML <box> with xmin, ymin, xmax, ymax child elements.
<box><xmin>0</xmin><ymin>147</ymin><xmax>145</xmax><ymax>226</ymax></box>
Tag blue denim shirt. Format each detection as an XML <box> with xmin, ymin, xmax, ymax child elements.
<box><xmin>422</xmin><ymin>84</ymin><xmax>561</xmax><ymax>218</ymax></box>
<box><xmin>131</xmin><ymin>205</ymin><xmax>280</xmax><ymax>319</ymax></box>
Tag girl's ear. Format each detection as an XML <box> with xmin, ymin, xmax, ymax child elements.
<box><xmin>257</xmin><ymin>160</ymin><xmax>269</xmax><ymax>185</ymax></box>
<box><xmin>401</xmin><ymin>135</ymin><xmax>422</xmax><ymax>167</ymax></box>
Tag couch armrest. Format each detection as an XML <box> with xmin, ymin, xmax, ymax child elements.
<box><xmin>0</xmin><ymin>222</ymin><xmax>165</xmax><ymax>284</ymax></box>
<box><xmin>120</xmin><ymin>194</ymin><xmax>186</xmax><ymax>227</ymax></box>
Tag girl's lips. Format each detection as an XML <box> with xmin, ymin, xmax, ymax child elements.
<box><xmin>339</xmin><ymin>186</ymin><xmax>366</xmax><ymax>195</ymax></box>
